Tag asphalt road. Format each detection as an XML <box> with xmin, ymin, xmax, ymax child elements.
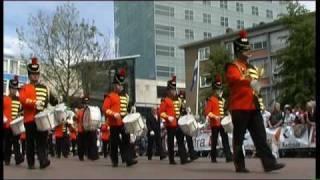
<box><xmin>4</xmin><ymin>156</ymin><xmax>315</xmax><ymax>179</ymax></box>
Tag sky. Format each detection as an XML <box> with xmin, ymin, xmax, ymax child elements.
<box><xmin>3</xmin><ymin>1</ymin><xmax>316</xmax><ymax>57</ymax></box>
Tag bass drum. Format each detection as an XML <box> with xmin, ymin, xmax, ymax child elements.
<box><xmin>83</xmin><ymin>106</ymin><xmax>102</xmax><ymax>131</ymax></box>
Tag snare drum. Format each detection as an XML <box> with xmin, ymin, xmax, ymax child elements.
<box><xmin>83</xmin><ymin>106</ymin><xmax>101</xmax><ymax>131</ymax></box>
<box><xmin>10</xmin><ymin>117</ymin><xmax>25</xmax><ymax>135</ymax></box>
<box><xmin>178</xmin><ymin>114</ymin><xmax>198</xmax><ymax>137</ymax></box>
<box><xmin>220</xmin><ymin>115</ymin><xmax>233</xmax><ymax>133</ymax></box>
<box><xmin>35</xmin><ymin>110</ymin><xmax>56</xmax><ymax>131</ymax></box>
<box><xmin>122</xmin><ymin>113</ymin><xmax>145</xmax><ymax>135</ymax></box>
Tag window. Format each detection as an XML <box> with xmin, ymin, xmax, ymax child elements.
<box><xmin>185</xmin><ymin>10</ymin><xmax>194</xmax><ymax>21</ymax></box>
<box><xmin>252</xmin><ymin>23</ymin><xmax>258</xmax><ymax>27</ymax></box>
<box><xmin>156</xmin><ymin>66</ymin><xmax>175</xmax><ymax>78</ymax></box>
<box><xmin>225</xmin><ymin>42</ymin><xmax>233</xmax><ymax>53</ymax></box>
<box><xmin>155</xmin><ymin>24</ymin><xmax>174</xmax><ymax>38</ymax></box>
<box><xmin>19</xmin><ymin>63</ymin><xmax>27</xmax><ymax>75</ymax></box>
<box><xmin>203</xmin><ymin>13</ymin><xmax>211</xmax><ymax>24</ymax></box>
<box><xmin>252</xmin><ymin>6</ymin><xmax>259</xmax><ymax>16</ymax></box>
<box><xmin>10</xmin><ymin>60</ymin><xmax>18</xmax><ymax>74</ymax></box>
<box><xmin>156</xmin><ymin>45</ymin><xmax>175</xmax><ymax>57</ymax></box>
<box><xmin>185</xmin><ymin>29</ymin><xmax>194</xmax><ymax>40</ymax></box>
<box><xmin>220</xmin><ymin>0</ymin><xmax>228</xmax><ymax>9</ymax></box>
<box><xmin>203</xmin><ymin>0</ymin><xmax>211</xmax><ymax>6</ymax></box>
<box><xmin>203</xmin><ymin>32</ymin><xmax>212</xmax><ymax>39</ymax></box>
<box><xmin>198</xmin><ymin>47</ymin><xmax>210</xmax><ymax>61</ymax></box>
<box><xmin>266</xmin><ymin>10</ymin><xmax>273</xmax><ymax>19</ymax></box>
<box><xmin>200</xmin><ymin>74</ymin><xmax>211</xmax><ymax>88</ymax></box>
<box><xmin>250</xmin><ymin>58</ymin><xmax>270</xmax><ymax>77</ymax></box>
<box><xmin>250</xmin><ymin>41</ymin><xmax>267</xmax><ymax>50</ymax></box>
<box><xmin>236</xmin><ymin>2</ymin><xmax>244</xmax><ymax>12</ymax></box>
<box><xmin>4</xmin><ymin>60</ymin><xmax>8</xmax><ymax>73</ymax></box>
<box><xmin>237</xmin><ymin>20</ymin><xmax>244</xmax><ymax>29</ymax></box>
<box><xmin>220</xmin><ymin>16</ymin><xmax>229</xmax><ymax>27</ymax></box>
<box><xmin>155</xmin><ymin>5</ymin><xmax>174</xmax><ymax>17</ymax></box>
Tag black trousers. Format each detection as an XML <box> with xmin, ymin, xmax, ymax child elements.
<box><xmin>110</xmin><ymin>126</ymin><xmax>134</xmax><ymax>165</ymax></box>
<box><xmin>71</xmin><ymin>140</ymin><xmax>77</xmax><ymax>156</ymax></box>
<box><xmin>102</xmin><ymin>140</ymin><xmax>109</xmax><ymax>158</ymax></box>
<box><xmin>55</xmin><ymin>136</ymin><xmax>69</xmax><ymax>158</ymax></box>
<box><xmin>21</xmin><ymin>139</ymin><xmax>26</xmax><ymax>157</ymax></box>
<box><xmin>4</xmin><ymin>129</ymin><xmax>24</xmax><ymax>163</ymax></box>
<box><xmin>185</xmin><ymin>134</ymin><xmax>197</xmax><ymax>158</ymax></box>
<box><xmin>48</xmin><ymin>134</ymin><xmax>55</xmax><ymax>157</ymax></box>
<box><xmin>77</xmin><ymin>132</ymin><xmax>87</xmax><ymax>160</ymax></box>
<box><xmin>25</xmin><ymin>122</ymin><xmax>49</xmax><ymax>167</ymax></box>
<box><xmin>211</xmin><ymin>126</ymin><xmax>232</xmax><ymax>160</ymax></box>
<box><xmin>166</xmin><ymin>127</ymin><xmax>188</xmax><ymax>163</ymax></box>
<box><xmin>147</xmin><ymin>130</ymin><xmax>165</xmax><ymax>159</ymax></box>
<box><xmin>231</xmin><ymin>110</ymin><xmax>277</xmax><ymax>170</ymax></box>
<box><xmin>85</xmin><ymin>131</ymin><xmax>99</xmax><ymax>160</ymax></box>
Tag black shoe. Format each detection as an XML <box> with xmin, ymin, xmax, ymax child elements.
<box><xmin>40</xmin><ymin>160</ymin><xmax>51</xmax><ymax>169</ymax></box>
<box><xmin>236</xmin><ymin>168</ymin><xmax>250</xmax><ymax>173</ymax></box>
<box><xmin>181</xmin><ymin>159</ymin><xmax>191</xmax><ymax>165</ymax></box>
<box><xmin>264</xmin><ymin>163</ymin><xmax>285</xmax><ymax>172</ymax></box>
<box><xmin>190</xmin><ymin>155</ymin><xmax>199</xmax><ymax>161</ymax></box>
<box><xmin>226</xmin><ymin>158</ymin><xmax>233</xmax><ymax>163</ymax></box>
<box><xmin>148</xmin><ymin>157</ymin><xmax>152</xmax><ymax>160</ymax></box>
<box><xmin>28</xmin><ymin>165</ymin><xmax>35</xmax><ymax>169</ymax></box>
<box><xmin>16</xmin><ymin>158</ymin><xmax>24</xmax><ymax>165</ymax></box>
<box><xmin>79</xmin><ymin>157</ymin><xmax>84</xmax><ymax>161</ymax></box>
<box><xmin>126</xmin><ymin>160</ymin><xmax>138</xmax><ymax>167</ymax></box>
<box><xmin>112</xmin><ymin>163</ymin><xmax>118</xmax><ymax>167</ymax></box>
<box><xmin>211</xmin><ymin>159</ymin><xmax>217</xmax><ymax>163</ymax></box>
<box><xmin>169</xmin><ymin>161</ymin><xmax>177</xmax><ymax>165</ymax></box>
<box><xmin>160</xmin><ymin>155</ymin><xmax>167</xmax><ymax>160</ymax></box>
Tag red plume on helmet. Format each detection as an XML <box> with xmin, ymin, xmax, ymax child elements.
<box><xmin>239</xmin><ymin>29</ymin><xmax>248</xmax><ymax>38</ymax></box>
<box><xmin>119</xmin><ymin>68</ymin><xmax>126</xmax><ymax>77</ymax></box>
<box><xmin>31</xmin><ymin>57</ymin><xmax>38</xmax><ymax>64</ymax></box>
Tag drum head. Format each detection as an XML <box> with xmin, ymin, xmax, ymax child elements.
<box><xmin>178</xmin><ymin>115</ymin><xmax>195</xmax><ymax>125</ymax></box>
<box><xmin>221</xmin><ymin>116</ymin><xmax>231</xmax><ymax>125</ymax></box>
<box><xmin>10</xmin><ymin>116</ymin><xmax>24</xmax><ymax>125</ymax></box>
<box><xmin>123</xmin><ymin>113</ymin><xmax>140</xmax><ymax>123</ymax></box>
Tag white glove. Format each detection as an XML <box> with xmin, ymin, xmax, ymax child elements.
<box><xmin>150</xmin><ymin>130</ymin><xmax>155</xmax><ymax>136</ymax></box>
<box><xmin>113</xmin><ymin>112</ymin><xmax>121</xmax><ymax>119</ymax></box>
<box><xmin>168</xmin><ymin>116</ymin><xmax>174</xmax><ymax>123</ymax></box>
<box><xmin>36</xmin><ymin>100</ymin><xmax>45</xmax><ymax>110</ymax></box>
<box><xmin>4</xmin><ymin>116</ymin><xmax>8</xmax><ymax>124</ymax></box>
<box><xmin>130</xmin><ymin>134</ymin><xmax>136</xmax><ymax>143</ymax></box>
<box><xmin>250</xmin><ymin>80</ymin><xmax>261</xmax><ymax>93</ymax></box>
<box><xmin>107</xmin><ymin>126</ymin><xmax>110</xmax><ymax>130</ymax></box>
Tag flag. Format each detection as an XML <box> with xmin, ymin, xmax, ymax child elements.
<box><xmin>190</xmin><ymin>59</ymin><xmax>198</xmax><ymax>91</ymax></box>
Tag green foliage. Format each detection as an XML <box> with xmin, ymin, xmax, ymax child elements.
<box><xmin>276</xmin><ymin>2</ymin><xmax>315</xmax><ymax>107</ymax></box>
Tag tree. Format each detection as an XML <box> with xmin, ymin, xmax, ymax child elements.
<box><xmin>16</xmin><ymin>3</ymin><xmax>112</xmax><ymax>105</ymax></box>
<box><xmin>275</xmin><ymin>2</ymin><xmax>315</xmax><ymax>107</ymax></box>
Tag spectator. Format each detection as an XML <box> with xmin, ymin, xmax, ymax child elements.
<box><xmin>283</xmin><ymin>105</ymin><xmax>295</xmax><ymax>126</ymax></box>
<box><xmin>305</xmin><ymin>101</ymin><xmax>315</xmax><ymax>127</ymax></box>
<box><xmin>268</xmin><ymin>102</ymin><xmax>283</xmax><ymax>129</ymax></box>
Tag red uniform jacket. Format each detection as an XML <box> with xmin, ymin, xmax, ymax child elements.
<box><xmin>225</xmin><ymin>60</ymin><xmax>256</xmax><ymax>110</ymax></box>
<box><xmin>3</xmin><ymin>96</ymin><xmax>21</xmax><ymax>129</ymax></box>
<box><xmin>76</xmin><ymin>109</ymin><xmax>85</xmax><ymax>133</ymax></box>
<box><xmin>19</xmin><ymin>84</ymin><xmax>38</xmax><ymax>123</ymax></box>
<box><xmin>102</xmin><ymin>92</ymin><xmax>124</xmax><ymax>127</ymax></box>
<box><xmin>55</xmin><ymin>124</ymin><xmax>64</xmax><ymax>138</ymax></box>
<box><xmin>159</xmin><ymin>97</ymin><xmax>178</xmax><ymax>128</ymax></box>
<box><xmin>69</xmin><ymin>129</ymin><xmax>77</xmax><ymax>141</ymax></box>
<box><xmin>204</xmin><ymin>95</ymin><xmax>222</xmax><ymax>128</ymax></box>
<box><xmin>100</xmin><ymin>123</ymin><xmax>110</xmax><ymax>141</ymax></box>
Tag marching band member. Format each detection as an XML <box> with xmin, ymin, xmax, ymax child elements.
<box><xmin>204</xmin><ymin>75</ymin><xmax>232</xmax><ymax>163</ymax></box>
<box><xmin>69</xmin><ymin>123</ymin><xmax>77</xmax><ymax>157</ymax></box>
<box><xmin>76</xmin><ymin>96</ymin><xmax>89</xmax><ymax>161</ymax></box>
<box><xmin>225</xmin><ymin>29</ymin><xmax>285</xmax><ymax>173</ymax></box>
<box><xmin>19</xmin><ymin>57</ymin><xmax>59</xmax><ymax>169</ymax></box>
<box><xmin>102</xmin><ymin>68</ymin><xmax>138</xmax><ymax>167</ymax></box>
<box><xmin>54</xmin><ymin>121</ymin><xmax>72</xmax><ymax>158</ymax></box>
<box><xmin>146</xmin><ymin>106</ymin><xmax>167</xmax><ymax>160</ymax></box>
<box><xmin>159</xmin><ymin>76</ymin><xmax>190</xmax><ymax>165</ymax></box>
<box><xmin>177</xmin><ymin>90</ymin><xmax>199</xmax><ymax>161</ymax></box>
<box><xmin>3</xmin><ymin>75</ymin><xmax>24</xmax><ymax>166</ymax></box>
<box><xmin>100</xmin><ymin>122</ymin><xmax>110</xmax><ymax>158</ymax></box>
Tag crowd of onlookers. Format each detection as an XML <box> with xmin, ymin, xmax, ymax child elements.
<box><xmin>262</xmin><ymin>100</ymin><xmax>316</xmax><ymax>138</ymax></box>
